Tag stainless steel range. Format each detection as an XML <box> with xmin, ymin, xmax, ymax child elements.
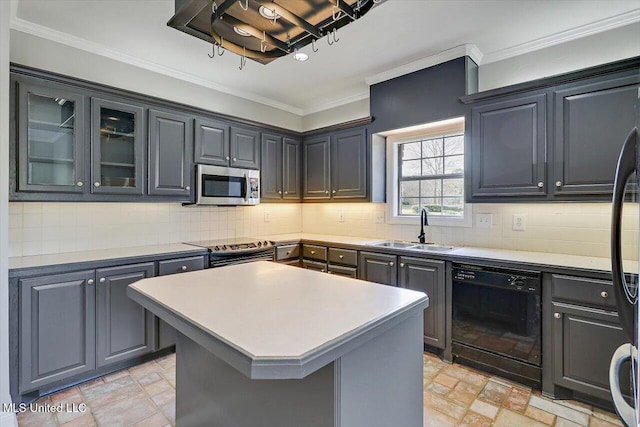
<box><xmin>186</xmin><ymin>238</ymin><xmax>275</xmax><ymax>268</ymax></box>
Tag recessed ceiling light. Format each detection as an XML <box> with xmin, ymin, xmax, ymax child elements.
<box><xmin>259</xmin><ymin>6</ymin><xmax>280</xmax><ymax>20</ymax></box>
<box><xmin>293</xmin><ymin>51</ymin><xmax>309</xmax><ymax>62</ymax></box>
<box><xmin>233</xmin><ymin>27</ymin><xmax>252</xmax><ymax>37</ymax></box>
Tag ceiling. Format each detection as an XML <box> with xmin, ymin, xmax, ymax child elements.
<box><xmin>10</xmin><ymin>0</ymin><xmax>640</xmax><ymax>115</ymax></box>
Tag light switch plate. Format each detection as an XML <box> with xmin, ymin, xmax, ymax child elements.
<box><xmin>264</xmin><ymin>211</ymin><xmax>271</xmax><ymax>223</ymax></box>
<box><xmin>513</xmin><ymin>214</ymin><xmax>526</xmax><ymax>231</ymax></box>
<box><xmin>338</xmin><ymin>209</ymin><xmax>345</xmax><ymax>223</ymax></box>
<box><xmin>375</xmin><ymin>211</ymin><xmax>385</xmax><ymax>224</ymax></box>
<box><xmin>475</xmin><ymin>213</ymin><xmax>492</xmax><ymax>229</ymax></box>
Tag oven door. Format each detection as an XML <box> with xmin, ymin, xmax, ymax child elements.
<box><xmin>196</xmin><ymin>164</ymin><xmax>260</xmax><ymax>205</ymax></box>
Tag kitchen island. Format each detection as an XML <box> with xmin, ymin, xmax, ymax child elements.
<box><xmin>127</xmin><ymin>261</ymin><xmax>428</xmax><ymax>427</ymax></box>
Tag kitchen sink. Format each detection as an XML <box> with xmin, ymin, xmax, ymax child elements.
<box><xmin>370</xmin><ymin>241</ymin><xmax>418</xmax><ymax>249</ymax></box>
<box><xmin>412</xmin><ymin>244</ymin><xmax>456</xmax><ymax>253</ymax></box>
<box><xmin>368</xmin><ymin>241</ymin><xmax>456</xmax><ymax>252</ymax></box>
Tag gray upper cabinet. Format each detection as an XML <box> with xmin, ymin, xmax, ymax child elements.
<box><xmin>16</xmin><ymin>80</ymin><xmax>86</xmax><ymax>194</ymax></box>
<box><xmin>552</xmin><ymin>74</ymin><xmax>640</xmax><ymax>196</ymax></box>
<box><xmin>261</xmin><ymin>133</ymin><xmax>283</xmax><ymax>200</ymax></box>
<box><xmin>358</xmin><ymin>252</ymin><xmax>397</xmax><ymax>286</ymax></box>
<box><xmin>91</xmin><ymin>98</ymin><xmax>145</xmax><ymax>195</ymax></box>
<box><xmin>96</xmin><ymin>263</ymin><xmax>156</xmax><ymax>368</ymax></box>
<box><xmin>20</xmin><ymin>271</ymin><xmax>96</xmax><ymax>392</ymax></box>
<box><xmin>148</xmin><ymin>109</ymin><xmax>193</xmax><ymax>198</ymax></box>
<box><xmin>470</xmin><ymin>93</ymin><xmax>547</xmax><ymax>199</ymax></box>
<box><xmin>230</xmin><ymin>126</ymin><xmax>260</xmax><ymax>169</ymax></box>
<box><xmin>283</xmin><ymin>137</ymin><xmax>301</xmax><ymax>200</ymax></box>
<box><xmin>194</xmin><ymin>117</ymin><xmax>230</xmax><ymax>167</ymax></box>
<box><xmin>303</xmin><ymin>134</ymin><xmax>331</xmax><ymax>200</ymax></box>
<box><xmin>331</xmin><ymin>127</ymin><xmax>367</xmax><ymax>199</ymax></box>
<box><xmin>399</xmin><ymin>257</ymin><xmax>445</xmax><ymax>349</ymax></box>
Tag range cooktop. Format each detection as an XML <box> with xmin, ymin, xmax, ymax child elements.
<box><xmin>186</xmin><ymin>237</ymin><xmax>274</xmax><ymax>253</ymax></box>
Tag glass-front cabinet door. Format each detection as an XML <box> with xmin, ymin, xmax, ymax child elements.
<box><xmin>17</xmin><ymin>82</ymin><xmax>85</xmax><ymax>193</ymax></box>
<box><xmin>91</xmin><ymin>98</ymin><xmax>144</xmax><ymax>195</ymax></box>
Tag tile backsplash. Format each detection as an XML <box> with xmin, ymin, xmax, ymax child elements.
<box><xmin>8</xmin><ymin>201</ymin><xmax>638</xmax><ymax>260</ymax></box>
<box><xmin>302</xmin><ymin>203</ymin><xmax>639</xmax><ymax>260</ymax></box>
<box><xmin>9</xmin><ymin>202</ymin><xmax>302</xmax><ymax>257</ymax></box>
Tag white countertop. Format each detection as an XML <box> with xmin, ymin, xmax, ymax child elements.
<box><xmin>260</xmin><ymin>233</ymin><xmax>638</xmax><ymax>274</ymax></box>
<box><xmin>9</xmin><ymin>243</ymin><xmax>207</xmax><ymax>270</ymax></box>
<box><xmin>128</xmin><ymin>261</ymin><xmax>428</xmax><ymax>378</ymax></box>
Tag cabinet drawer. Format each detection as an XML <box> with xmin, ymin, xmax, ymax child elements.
<box><xmin>328</xmin><ymin>248</ymin><xmax>358</xmax><ymax>267</ymax></box>
<box><xmin>280</xmin><ymin>259</ymin><xmax>301</xmax><ymax>267</ymax></box>
<box><xmin>158</xmin><ymin>256</ymin><xmax>206</xmax><ymax>276</ymax></box>
<box><xmin>302</xmin><ymin>260</ymin><xmax>327</xmax><ymax>272</ymax></box>
<box><xmin>276</xmin><ymin>244</ymin><xmax>300</xmax><ymax>261</ymax></box>
<box><xmin>328</xmin><ymin>264</ymin><xmax>357</xmax><ymax>279</ymax></box>
<box><xmin>302</xmin><ymin>245</ymin><xmax>327</xmax><ymax>261</ymax></box>
<box><xmin>552</xmin><ymin>274</ymin><xmax>616</xmax><ymax>308</ymax></box>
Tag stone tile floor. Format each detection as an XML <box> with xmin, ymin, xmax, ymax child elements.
<box><xmin>16</xmin><ymin>352</ymin><xmax>623</xmax><ymax>427</ymax></box>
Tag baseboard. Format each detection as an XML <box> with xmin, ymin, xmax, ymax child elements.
<box><xmin>0</xmin><ymin>410</ymin><xmax>18</xmax><ymax>427</ymax></box>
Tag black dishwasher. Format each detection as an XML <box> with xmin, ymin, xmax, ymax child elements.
<box><xmin>452</xmin><ymin>263</ymin><xmax>542</xmax><ymax>388</ymax></box>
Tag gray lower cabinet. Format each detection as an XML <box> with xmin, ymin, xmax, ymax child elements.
<box><xmin>470</xmin><ymin>93</ymin><xmax>547</xmax><ymax>199</ymax></box>
<box><xmin>157</xmin><ymin>256</ymin><xmax>206</xmax><ymax>350</ymax></box>
<box><xmin>358</xmin><ymin>252</ymin><xmax>397</xmax><ymax>286</ymax></box>
<box><xmin>331</xmin><ymin>127</ymin><xmax>367</xmax><ymax>199</ymax></box>
<box><xmin>148</xmin><ymin>109</ymin><xmax>193</xmax><ymax>198</ymax></box>
<box><xmin>194</xmin><ymin>117</ymin><xmax>230</xmax><ymax>166</ymax></box>
<box><xmin>20</xmin><ymin>271</ymin><xmax>96</xmax><ymax>392</ymax></box>
<box><xmin>302</xmin><ymin>259</ymin><xmax>327</xmax><ymax>272</ymax></box>
<box><xmin>398</xmin><ymin>257</ymin><xmax>445</xmax><ymax>349</ymax></box>
<box><xmin>303</xmin><ymin>134</ymin><xmax>331</xmax><ymax>199</ymax></box>
<box><xmin>552</xmin><ymin>74</ymin><xmax>639</xmax><ymax>196</ymax></box>
<box><xmin>96</xmin><ymin>263</ymin><xmax>156</xmax><ymax>368</ymax></box>
<box><xmin>230</xmin><ymin>126</ymin><xmax>260</xmax><ymax>169</ymax></box>
<box><xmin>327</xmin><ymin>264</ymin><xmax>357</xmax><ymax>278</ymax></box>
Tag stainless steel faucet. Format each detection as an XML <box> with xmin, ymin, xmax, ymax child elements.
<box><xmin>418</xmin><ymin>208</ymin><xmax>429</xmax><ymax>243</ymax></box>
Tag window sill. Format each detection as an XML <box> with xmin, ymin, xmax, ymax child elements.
<box><xmin>386</xmin><ymin>214</ymin><xmax>472</xmax><ymax>227</ymax></box>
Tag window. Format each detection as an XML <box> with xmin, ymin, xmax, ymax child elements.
<box><xmin>385</xmin><ymin>117</ymin><xmax>470</xmax><ymax>226</ymax></box>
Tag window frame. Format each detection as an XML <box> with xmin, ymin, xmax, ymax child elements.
<box><xmin>385</xmin><ymin>117</ymin><xmax>472</xmax><ymax>227</ymax></box>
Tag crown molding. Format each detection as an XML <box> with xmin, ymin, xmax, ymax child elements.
<box><xmin>9</xmin><ymin>17</ymin><xmax>306</xmax><ymax>116</ymax></box>
<box><xmin>301</xmin><ymin>90</ymin><xmax>370</xmax><ymax>116</ymax></box>
<box><xmin>365</xmin><ymin>44</ymin><xmax>483</xmax><ymax>86</ymax></box>
<box><xmin>482</xmin><ymin>9</ymin><xmax>640</xmax><ymax>64</ymax></box>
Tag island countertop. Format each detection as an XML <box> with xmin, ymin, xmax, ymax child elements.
<box><xmin>128</xmin><ymin>261</ymin><xmax>428</xmax><ymax>379</ymax></box>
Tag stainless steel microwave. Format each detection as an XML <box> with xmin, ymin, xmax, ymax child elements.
<box><xmin>195</xmin><ymin>164</ymin><xmax>260</xmax><ymax>206</ymax></box>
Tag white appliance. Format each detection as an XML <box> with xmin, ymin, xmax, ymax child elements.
<box><xmin>194</xmin><ymin>164</ymin><xmax>260</xmax><ymax>206</ymax></box>
<box><xmin>609</xmin><ymin>90</ymin><xmax>639</xmax><ymax>426</ymax></box>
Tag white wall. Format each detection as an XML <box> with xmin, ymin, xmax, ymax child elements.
<box><xmin>302</xmin><ymin>98</ymin><xmax>370</xmax><ymax>132</ymax></box>
<box><xmin>9</xmin><ymin>30</ymin><xmax>303</xmax><ymax>132</ymax></box>
<box><xmin>479</xmin><ymin>22</ymin><xmax>640</xmax><ymax>91</ymax></box>
<box><xmin>0</xmin><ymin>2</ymin><xmax>17</xmax><ymax>426</ymax></box>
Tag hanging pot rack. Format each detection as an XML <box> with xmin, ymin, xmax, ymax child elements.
<box><xmin>168</xmin><ymin>0</ymin><xmax>384</xmax><ymax>65</ymax></box>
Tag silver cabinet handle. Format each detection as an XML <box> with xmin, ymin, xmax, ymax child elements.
<box><xmin>321</xmin><ymin>269</ymin><xmax>325</xmax><ymax>273</ymax></box>
<box><xmin>311</xmin><ymin>250</ymin><xmax>316</xmax><ymax>255</ymax></box>
<box><xmin>400</xmin><ymin>262</ymin><xmax>405</xmax><ymax>268</ymax></box>
<box><xmin>325</xmin><ymin>190</ymin><xmax>329</xmax><ymax>194</ymax></box>
<box><xmin>286</xmin><ymin>251</ymin><xmax>291</xmax><ymax>255</ymax></box>
<box><xmin>554</xmin><ymin>312</ymin><xmax>561</xmax><ymax>319</ymax></box>
<box><xmin>181</xmin><ymin>266</ymin><xmax>188</xmax><ymax>271</ymax></box>
<box><xmin>389</xmin><ymin>261</ymin><xmax>394</xmax><ymax>267</ymax></box>
<box><xmin>99</xmin><ymin>278</ymin><xmax>106</xmax><ymax>283</ymax></box>
<box><xmin>77</xmin><ymin>181</ymin><xmax>83</xmax><ymax>187</ymax></box>
<box><xmin>555</xmin><ymin>181</ymin><xmax>562</xmax><ymax>188</ymax></box>
<box><xmin>601</xmin><ymin>291</ymin><xmax>608</xmax><ymax>298</ymax></box>
<box><xmin>233</xmin><ymin>157</ymin><xmax>237</xmax><ymax>162</ymax></box>
<box><xmin>327</xmin><ymin>271</ymin><xmax>333</xmax><ymax>274</ymax></box>
<box><xmin>87</xmin><ymin>279</ymin><xmax>95</xmax><ymax>285</ymax></box>
<box><xmin>186</xmin><ymin>186</ymin><xmax>190</xmax><ymax>191</ymax></box>
<box><xmin>278</xmin><ymin>191</ymin><xmax>282</xmax><ymax>194</ymax></box>
<box><xmin>332</xmin><ymin>190</ymin><xmax>336</xmax><ymax>194</ymax></box>
<box><xmin>94</xmin><ymin>182</ymin><xmax>101</xmax><ymax>188</ymax></box>
<box><xmin>226</xmin><ymin>156</ymin><xmax>230</xmax><ymax>160</ymax></box>
<box><xmin>284</xmin><ymin>191</ymin><xmax>288</xmax><ymax>195</ymax></box>
<box><xmin>537</xmin><ymin>182</ymin><xmax>544</xmax><ymax>188</ymax></box>
<box><xmin>339</xmin><ymin>255</ymin><xmax>344</xmax><ymax>259</ymax></box>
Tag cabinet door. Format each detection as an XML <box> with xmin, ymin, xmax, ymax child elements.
<box><xmin>399</xmin><ymin>257</ymin><xmax>445</xmax><ymax>349</ymax></box>
<box><xmin>302</xmin><ymin>260</ymin><xmax>327</xmax><ymax>272</ymax></box>
<box><xmin>17</xmin><ymin>80</ymin><xmax>86</xmax><ymax>193</ymax></box>
<box><xmin>157</xmin><ymin>257</ymin><xmax>206</xmax><ymax>350</ymax></box>
<box><xmin>91</xmin><ymin>98</ymin><xmax>145</xmax><ymax>195</ymax></box>
<box><xmin>283</xmin><ymin>137</ymin><xmax>301</xmax><ymax>200</ymax></box>
<box><xmin>552</xmin><ymin>302</ymin><xmax>629</xmax><ymax>401</ymax></box>
<box><xmin>470</xmin><ymin>93</ymin><xmax>547</xmax><ymax>198</ymax></box>
<box><xmin>331</xmin><ymin>127</ymin><xmax>367</xmax><ymax>199</ymax></box>
<box><xmin>96</xmin><ymin>263</ymin><xmax>156</xmax><ymax>367</ymax></box>
<box><xmin>20</xmin><ymin>271</ymin><xmax>95</xmax><ymax>392</ymax></box>
<box><xmin>194</xmin><ymin>117</ymin><xmax>230</xmax><ymax>166</ymax></box>
<box><xmin>148</xmin><ymin>109</ymin><xmax>193</xmax><ymax>198</ymax></box>
<box><xmin>553</xmin><ymin>75</ymin><xmax>639</xmax><ymax>196</ymax></box>
<box><xmin>358</xmin><ymin>252</ymin><xmax>397</xmax><ymax>286</ymax></box>
<box><xmin>230</xmin><ymin>126</ymin><xmax>260</xmax><ymax>169</ymax></box>
<box><xmin>303</xmin><ymin>134</ymin><xmax>331</xmax><ymax>200</ymax></box>
<box><xmin>260</xmin><ymin>133</ymin><xmax>283</xmax><ymax>200</ymax></box>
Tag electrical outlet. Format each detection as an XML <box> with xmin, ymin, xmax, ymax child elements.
<box><xmin>264</xmin><ymin>211</ymin><xmax>271</xmax><ymax>223</ymax></box>
<box><xmin>475</xmin><ymin>213</ymin><xmax>492</xmax><ymax>229</ymax></box>
<box><xmin>513</xmin><ymin>214</ymin><xmax>526</xmax><ymax>231</ymax></box>
<box><xmin>338</xmin><ymin>209</ymin><xmax>345</xmax><ymax>223</ymax></box>
<box><xmin>375</xmin><ymin>211</ymin><xmax>385</xmax><ymax>224</ymax></box>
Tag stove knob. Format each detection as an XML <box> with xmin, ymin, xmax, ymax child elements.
<box><xmin>257</xmin><ymin>241</ymin><xmax>262</xmax><ymax>247</ymax></box>
<box><xmin>512</xmin><ymin>279</ymin><xmax>525</xmax><ymax>288</ymax></box>
<box><xmin>222</xmin><ymin>245</ymin><xmax>227</xmax><ymax>250</ymax></box>
<box><xmin>264</xmin><ymin>241</ymin><xmax>269</xmax><ymax>246</ymax></box>
<box><xmin>214</xmin><ymin>246</ymin><xmax>220</xmax><ymax>251</ymax></box>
